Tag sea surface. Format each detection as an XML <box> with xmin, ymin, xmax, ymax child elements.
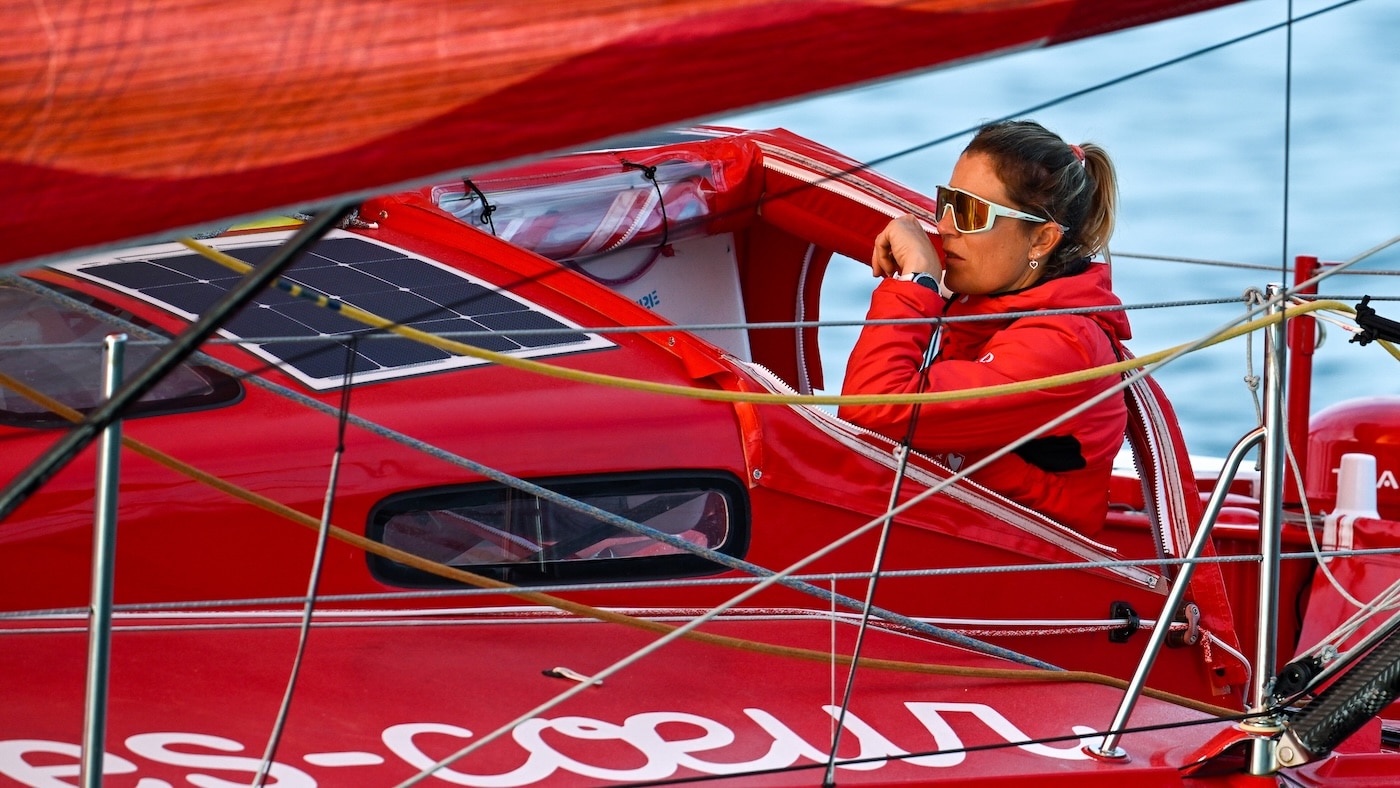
<box><xmin>716</xmin><ymin>0</ymin><xmax>1400</xmax><ymax>458</ymax></box>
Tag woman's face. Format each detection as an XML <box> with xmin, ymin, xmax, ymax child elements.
<box><xmin>937</xmin><ymin>152</ymin><xmax>1060</xmax><ymax>295</ymax></box>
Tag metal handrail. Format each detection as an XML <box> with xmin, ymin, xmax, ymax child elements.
<box><xmin>1092</xmin><ymin>284</ymin><xmax>1291</xmax><ymax>762</ymax></box>
<box><xmin>1090</xmin><ymin>425</ymin><xmax>1265</xmax><ymax>758</ymax></box>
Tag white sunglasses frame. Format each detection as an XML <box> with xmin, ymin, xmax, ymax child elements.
<box><xmin>935</xmin><ymin>185</ymin><xmax>1052</xmax><ymax>234</ymax></box>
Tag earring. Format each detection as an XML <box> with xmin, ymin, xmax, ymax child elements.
<box><xmin>1028</xmin><ymin>258</ymin><xmax>1039</xmax><ymax>269</ymax></box>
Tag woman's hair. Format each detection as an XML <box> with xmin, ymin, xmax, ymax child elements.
<box><xmin>964</xmin><ymin>120</ymin><xmax>1118</xmax><ymax>279</ymax></box>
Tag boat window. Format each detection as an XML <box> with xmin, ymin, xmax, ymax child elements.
<box><xmin>433</xmin><ymin>160</ymin><xmax>717</xmax><ymax>262</ymax></box>
<box><xmin>367</xmin><ymin>472</ymin><xmax>748</xmax><ymax>586</ymax></box>
<box><xmin>0</xmin><ymin>285</ymin><xmax>243</xmax><ymax>427</ymax></box>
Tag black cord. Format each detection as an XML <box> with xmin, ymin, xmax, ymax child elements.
<box><xmin>619</xmin><ymin>159</ymin><xmax>670</xmax><ymax>250</ymax></box>
<box><xmin>563</xmin><ymin>159</ymin><xmax>673</xmax><ymax>287</ymax></box>
<box><xmin>463</xmin><ymin>178</ymin><xmax>497</xmax><ymax>236</ymax></box>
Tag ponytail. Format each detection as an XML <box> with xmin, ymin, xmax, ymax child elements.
<box><xmin>1070</xmin><ymin>142</ymin><xmax>1117</xmax><ymax>266</ymax></box>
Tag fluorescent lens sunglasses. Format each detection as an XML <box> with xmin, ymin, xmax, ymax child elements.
<box><xmin>935</xmin><ymin>185</ymin><xmax>1050</xmax><ymax>234</ymax></box>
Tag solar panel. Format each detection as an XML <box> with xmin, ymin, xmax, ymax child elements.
<box><xmin>52</xmin><ymin>230</ymin><xmax>613</xmax><ymax>390</ymax></box>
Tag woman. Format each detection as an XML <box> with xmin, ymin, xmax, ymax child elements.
<box><xmin>839</xmin><ymin>120</ymin><xmax>1129</xmax><ymax>535</ymax></box>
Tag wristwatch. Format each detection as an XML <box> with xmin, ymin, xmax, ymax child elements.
<box><xmin>899</xmin><ymin>271</ymin><xmax>939</xmax><ymax>291</ymax></box>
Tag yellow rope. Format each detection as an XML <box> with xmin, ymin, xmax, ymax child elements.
<box><xmin>177</xmin><ymin>239</ymin><xmax>1393</xmax><ymax>405</ymax></box>
<box><xmin>0</xmin><ymin>366</ymin><xmax>1235</xmax><ymax>717</ymax></box>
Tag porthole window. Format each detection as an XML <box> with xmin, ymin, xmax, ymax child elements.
<box><xmin>0</xmin><ymin>285</ymin><xmax>242</xmax><ymax>427</ymax></box>
<box><xmin>368</xmin><ymin>472</ymin><xmax>749</xmax><ymax>586</ymax></box>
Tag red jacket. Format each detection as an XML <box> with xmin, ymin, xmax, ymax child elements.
<box><xmin>839</xmin><ymin>264</ymin><xmax>1131</xmax><ymax>534</ymax></box>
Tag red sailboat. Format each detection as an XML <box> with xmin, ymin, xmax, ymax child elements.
<box><xmin>3</xmin><ymin>1</ymin><xmax>1399</xmax><ymax>785</ymax></box>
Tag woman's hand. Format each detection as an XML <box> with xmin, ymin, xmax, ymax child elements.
<box><xmin>871</xmin><ymin>214</ymin><xmax>942</xmax><ymax>279</ymax></box>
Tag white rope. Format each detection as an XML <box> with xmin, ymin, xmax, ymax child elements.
<box><xmin>1242</xmin><ymin>287</ymin><xmax>1265</xmax><ymax>424</ymax></box>
<box><xmin>14</xmin><ymin>548</ymin><xmax>1400</xmax><ymax>625</ymax></box>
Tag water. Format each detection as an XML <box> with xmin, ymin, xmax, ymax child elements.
<box><xmin>716</xmin><ymin>0</ymin><xmax>1400</xmax><ymax>457</ymax></box>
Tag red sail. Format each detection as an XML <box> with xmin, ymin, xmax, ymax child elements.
<box><xmin>0</xmin><ymin>0</ymin><xmax>1240</xmax><ymax>267</ymax></box>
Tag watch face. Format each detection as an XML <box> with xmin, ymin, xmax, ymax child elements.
<box><xmin>912</xmin><ymin>272</ymin><xmax>939</xmax><ymax>290</ymax></box>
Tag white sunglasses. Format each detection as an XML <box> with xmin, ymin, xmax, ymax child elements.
<box><xmin>935</xmin><ymin>185</ymin><xmax>1053</xmax><ymax>233</ymax></box>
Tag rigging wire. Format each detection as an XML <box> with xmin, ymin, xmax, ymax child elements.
<box><xmin>1219</xmin><ymin>0</ymin><xmax>1400</xmax><ymax>720</ymax></box>
<box><xmin>1116</xmin><ymin>252</ymin><xmax>1399</xmax><ymax>276</ymax></box>
<box><xmin>12</xmin><ymin>545</ymin><xmax>1400</xmax><ymax>623</ymax></box>
<box><xmin>824</xmin><ymin>319</ymin><xmax>941</xmax><ymax>786</ymax></box>
<box><xmin>1</xmin><ymin>288</ymin><xmax>1392</xmax><ymax>397</ymax></box>
<box><xmin>0</xmin><ymin>289</ymin><xmax>1253</xmax><ymax>351</ymax></box>
<box><xmin>251</xmin><ymin>338</ymin><xmax>358</xmax><ymax>788</ymax></box>
<box><xmin>1281</xmin><ymin>0</ymin><xmax>1295</xmax><ymax>281</ymax></box>
<box><xmin>846</xmin><ymin>0</ymin><xmax>1368</xmax><ymax>174</ymax></box>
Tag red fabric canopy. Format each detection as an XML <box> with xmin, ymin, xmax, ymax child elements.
<box><xmin>0</xmin><ymin>0</ymin><xmax>1240</xmax><ymax>267</ymax></box>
